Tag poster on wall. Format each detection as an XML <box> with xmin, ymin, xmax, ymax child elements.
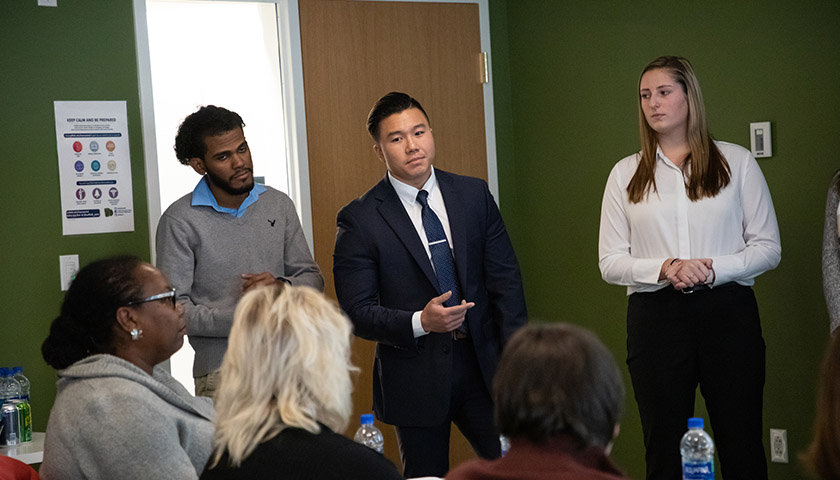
<box><xmin>54</xmin><ymin>101</ymin><xmax>135</xmax><ymax>235</ymax></box>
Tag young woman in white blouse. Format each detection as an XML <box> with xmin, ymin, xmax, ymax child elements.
<box><xmin>598</xmin><ymin>56</ymin><xmax>781</xmax><ymax>480</ymax></box>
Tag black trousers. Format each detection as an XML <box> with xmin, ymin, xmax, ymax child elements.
<box><xmin>627</xmin><ymin>284</ymin><xmax>767</xmax><ymax>480</ymax></box>
<box><xmin>395</xmin><ymin>337</ymin><xmax>501</xmax><ymax>478</ymax></box>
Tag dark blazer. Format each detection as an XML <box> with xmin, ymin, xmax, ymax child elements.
<box><xmin>200</xmin><ymin>425</ymin><xmax>403</xmax><ymax>480</ymax></box>
<box><xmin>333</xmin><ymin>169</ymin><xmax>527</xmax><ymax>427</ymax></box>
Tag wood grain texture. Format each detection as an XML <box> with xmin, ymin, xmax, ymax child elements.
<box><xmin>300</xmin><ymin>0</ymin><xmax>487</xmax><ymax>471</ymax></box>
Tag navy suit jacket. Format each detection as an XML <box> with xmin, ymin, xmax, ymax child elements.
<box><xmin>333</xmin><ymin>169</ymin><xmax>527</xmax><ymax>427</ymax></box>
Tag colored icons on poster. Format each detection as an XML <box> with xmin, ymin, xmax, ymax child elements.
<box><xmin>70</xmin><ymin>140</ymin><xmax>115</xmax><ymax>154</ymax></box>
<box><xmin>108</xmin><ymin>187</ymin><xmax>119</xmax><ymax>199</ymax></box>
<box><xmin>75</xmin><ymin>189</ymin><xmax>85</xmax><ymax>200</ymax></box>
<box><xmin>72</xmin><ymin>159</ymin><xmax>119</xmax><ymax>172</ymax></box>
<box><xmin>92</xmin><ymin>188</ymin><xmax>102</xmax><ymax>199</ymax></box>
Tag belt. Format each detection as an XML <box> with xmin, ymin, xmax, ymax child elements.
<box><xmin>452</xmin><ymin>330</ymin><xmax>469</xmax><ymax>340</ymax></box>
<box><xmin>681</xmin><ymin>282</ymin><xmax>737</xmax><ymax>294</ymax></box>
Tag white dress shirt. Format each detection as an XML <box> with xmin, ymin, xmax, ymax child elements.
<box><xmin>389</xmin><ymin>168</ymin><xmax>454</xmax><ymax>336</ymax></box>
<box><xmin>598</xmin><ymin>141</ymin><xmax>781</xmax><ymax>295</ymax></box>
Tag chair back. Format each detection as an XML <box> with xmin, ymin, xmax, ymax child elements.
<box><xmin>0</xmin><ymin>456</ymin><xmax>40</xmax><ymax>480</ymax></box>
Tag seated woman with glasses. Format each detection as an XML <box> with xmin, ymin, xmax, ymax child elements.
<box><xmin>40</xmin><ymin>255</ymin><xmax>214</xmax><ymax>480</ymax></box>
<box><xmin>200</xmin><ymin>285</ymin><xmax>402</xmax><ymax>480</ymax></box>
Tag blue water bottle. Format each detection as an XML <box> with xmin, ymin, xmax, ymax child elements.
<box><xmin>353</xmin><ymin>414</ymin><xmax>384</xmax><ymax>454</ymax></box>
<box><xmin>680</xmin><ymin>417</ymin><xmax>715</xmax><ymax>479</ymax></box>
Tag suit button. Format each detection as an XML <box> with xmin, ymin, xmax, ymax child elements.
<box><xmin>441</xmin><ymin>345</ymin><xmax>450</xmax><ymax>354</ymax></box>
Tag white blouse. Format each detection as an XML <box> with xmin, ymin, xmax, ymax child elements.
<box><xmin>598</xmin><ymin>141</ymin><xmax>781</xmax><ymax>295</ymax></box>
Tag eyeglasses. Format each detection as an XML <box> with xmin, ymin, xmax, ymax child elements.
<box><xmin>125</xmin><ymin>288</ymin><xmax>177</xmax><ymax>309</ymax></box>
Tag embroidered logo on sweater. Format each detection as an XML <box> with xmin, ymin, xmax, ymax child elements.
<box><xmin>267</xmin><ymin>219</ymin><xmax>276</xmax><ymax>227</ymax></box>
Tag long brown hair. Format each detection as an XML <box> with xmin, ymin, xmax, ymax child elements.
<box><xmin>801</xmin><ymin>334</ymin><xmax>840</xmax><ymax>479</ymax></box>
<box><xmin>627</xmin><ymin>56</ymin><xmax>731</xmax><ymax>204</ymax></box>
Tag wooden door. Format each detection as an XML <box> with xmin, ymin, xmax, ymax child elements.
<box><xmin>299</xmin><ymin>0</ymin><xmax>488</xmax><ymax>470</ymax></box>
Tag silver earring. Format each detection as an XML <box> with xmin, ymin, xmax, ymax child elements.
<box><xmin>130</xmin><ymin>328</ymin><xmax>143</xmax><ymax>341</ymax></box>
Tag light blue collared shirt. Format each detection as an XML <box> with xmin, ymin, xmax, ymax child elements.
<box><xmin>191</xmin><ymin>176</ymin><xmax>266</xmax><ymax>218</ymax></box>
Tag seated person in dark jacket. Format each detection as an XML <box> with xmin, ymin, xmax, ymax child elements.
<box><xmin>447</xmin><ymin>323</ymin><xmax>629</xmax><ymax>480</ymax></box>
<box><xmin>200</xmin><ymin>285</ymin><xmax>403</xmax><ymax>480</ymax></box>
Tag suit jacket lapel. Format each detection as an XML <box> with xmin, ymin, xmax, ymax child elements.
<box><xmin>374</xmin><ymin>177</ymin><xmax>440</xmax><ymax>290</ymax></box>
<box><xmin>437</xmin><ymin>170</ymin><xmax>469</xmax><ymax>294</ymax></box>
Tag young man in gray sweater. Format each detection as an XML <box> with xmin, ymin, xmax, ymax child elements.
<box><xmin>156</xmin><ymin>105</ymin><xmax>323</xmax><ymax>397</ymax></box>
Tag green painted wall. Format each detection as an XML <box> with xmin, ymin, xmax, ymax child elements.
<box><xmin>1</xmin><ymin>2</ymin><xmax>835</xmax><ymax>478</ymax></box>
<box><xmin>0</xmin><ymin>1</ymin><xmax>150</xmax><ymax>432</ymax></box>
<box><xmin>490</xmin><ymin>1</ymin><xmax>839</xmax><ymax>478</ymax></box>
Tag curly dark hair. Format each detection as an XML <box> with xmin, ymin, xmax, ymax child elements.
<box><xmin>42</xmin><ymin>255</ymin><xmax>146</xmax><ymax>370</ymax></box>
<box><xmin>174</xmin><ymin>105</ymin><xmax>245</xmax><ymax>165</ymax></box>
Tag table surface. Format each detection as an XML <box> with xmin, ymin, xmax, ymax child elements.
<box><xmin>0</xmin><ymin>432</ymin><xmax>45</xmax><ymax>464</ymax></box>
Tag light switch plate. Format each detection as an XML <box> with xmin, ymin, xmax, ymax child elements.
<box><xmin>38</xmin><ymin>0</ymin><xmax>58</xmax><ymax>6</ymax></box>
<box><xmin>60</xmin><ymin>254</ymin><xmax>79</xmax><ymax>291</ymax></box>
<box><xmin>750</xmin><ymin>121</ymin><xmax>772</xmax><ymax>158</ymax></box>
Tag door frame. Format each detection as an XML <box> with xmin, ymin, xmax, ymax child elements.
<box><xmin>132</xmin><ymin>0</ymin><xmax>497</xmax><ymax>263</ymax></box>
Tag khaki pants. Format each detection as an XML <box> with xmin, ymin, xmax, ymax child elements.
<box><xmin>194</xmin><ymin>369</ymin><xmax>221</xmax><ymax>398</ymax></box>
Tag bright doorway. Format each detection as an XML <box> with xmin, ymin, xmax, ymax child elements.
<box><xmin>143</xmin><ymin>0</ymin><xmax>292</xmax><ymax>393</ymax></box>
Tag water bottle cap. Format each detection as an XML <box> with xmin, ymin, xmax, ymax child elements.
<box><xmin>360</xmin><ymin>413</ymin><xmax>374</xmax><ymax>425</ymax></box>
<box><xmin>0</xmin><ymin>368</ymin><xmax>8</xmax><ymax>376</ymax></box>
<box><xmin>687</xmin><ymin>417</ymin><xmax>704</xmax><ymax>429</ymax></box>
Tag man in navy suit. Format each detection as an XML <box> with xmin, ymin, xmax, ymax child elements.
<box><xmin>333</xmin><ymin>92</ymin><xmax>528</xmax><ymax>477</ymax></box>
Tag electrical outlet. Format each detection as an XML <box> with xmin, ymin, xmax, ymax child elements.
<box><xmin>770</xmin><ymin>428</ymin><xmax>788</xmax><ymax>463</ymax></box>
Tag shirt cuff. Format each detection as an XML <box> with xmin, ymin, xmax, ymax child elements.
<box><xmin>412</xmin><ymin>311</ymin><xmax>429</xmax><ymax>338</ymax></box>
<box><xmin>710</xmin><ymin>255</ymin><xmax>740</xmax><ymax>285</ymax></box>
<box><xmin>633</xmin><ymin>257</ymin><xmax>671</xmax><ymax>285</ymax></box>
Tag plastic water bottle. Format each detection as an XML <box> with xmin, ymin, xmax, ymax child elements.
<box><xmin>0</xmin><ymin>368</ymin><xmax>22</xmax><ymax>402</ymax></box>
<box><xmin>11</xmin><ymin>367</ymin><xmax>30</xmax><ymax>402</ymax></box>
<box><xmin>0</xmin><ymin>368</ymin><xmax>30</xmax><ymax>444</ymax></box>
<box><xmin>680</xmin><ymin>417</ymin><xmax>715</xmax><ymax>480</ymax></box>
<box><xmin>353</xmin><ymin>413</ymin><xmax>384</xmax><ymax>454</ymax></box>
<box><xmin>499</xmin><ymin>435</ymin><xmax>511</xmax><ymax>457</ymax></box>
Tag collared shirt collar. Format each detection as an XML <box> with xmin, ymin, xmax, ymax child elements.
<box><xmin>656</xmin><ymin>145</ymin><xmax>676</xmax><ymax>167</ymax></box>
<box><xmin>388</xmin><ymin>167</ymin><xmax>438</xmax><ymax>205</ymax></box>
<box><xmin>190</xmin><ymin>176</ymin><xmax>266</xmax><ymax>218</ymax></box>
<box><xmin>655</xmin><ymin>145</ymin><xmax>688</xmax><ymax>171</ymax></box>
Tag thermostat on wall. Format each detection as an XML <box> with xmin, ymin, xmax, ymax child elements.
<box><xmin>750</xmin><ymin>122</ymin><xmax>772</xmax><ymax>158</ymax></box>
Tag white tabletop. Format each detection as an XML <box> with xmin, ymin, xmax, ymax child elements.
<box><xmin>0</xmin><ymin>432</ymin><xmax>45</xmax><ymax>464</ymax></box>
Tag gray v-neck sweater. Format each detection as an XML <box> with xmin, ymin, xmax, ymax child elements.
<box><xmin>156</xmin><ymin>186</ymin><xmax>323</xmax><ymax>376</ymax></box>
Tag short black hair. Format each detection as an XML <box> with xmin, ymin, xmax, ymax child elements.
<box><xmin>366</xmin><ymin>92</ymin><xmax>429</xmax><ymax>141</ymax></box>
<box><xmin>174</xmin><ymin>105</ymin><xmax>245</xmax><ymax>165</ymax></box>
<box><xmin>494</xmin><ymin>323</ymin><xmax>625</xmax><ymax>447</ymax></box>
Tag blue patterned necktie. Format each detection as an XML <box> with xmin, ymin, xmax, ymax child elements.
<box><xmin>416</xmin><ymin>190</ymin><xmax>462</xmax><ymax>308</ymax></box>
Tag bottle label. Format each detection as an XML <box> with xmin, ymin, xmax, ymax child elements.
<box><xmin>683</xmin><ymin>461</ymin><xmax>714</xmax><ymax>479</ymax></box>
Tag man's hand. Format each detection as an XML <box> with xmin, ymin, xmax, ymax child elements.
<box><xmin>241</xmin><ymin>272</ymin><xmax>277</xmax><ymax>293</ymax></box>
<box><xmin>420</xmin><ymin>291</ymin><xmax>476</xmax><ymax>333</ymax></box>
